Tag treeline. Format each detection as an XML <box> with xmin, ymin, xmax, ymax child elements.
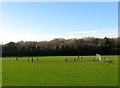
<box><xmin>2</xmin><ymin>37</ymin><xmax>120</xmax><ymax>56</ymax></box>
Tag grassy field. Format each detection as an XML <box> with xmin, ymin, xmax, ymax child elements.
<box><xmin>2</xmin><ymin>55</ymin><xmax>118</xmax><ymax>86</ymax></box>
<box><xmin>0</xmin><ymin>57</ymin><xmax>2</xmax><ymax>87</ymax></box>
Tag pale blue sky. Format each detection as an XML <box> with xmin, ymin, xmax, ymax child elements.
<box><xmin>1</xmin><ymin>2</ymin><xmax>118</xmax><ymax>43</ymax></box>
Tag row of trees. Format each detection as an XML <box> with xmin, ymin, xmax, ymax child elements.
<box><xmin>2</xmin><ymin>37</ymin><xmax>120</xmax><ymax>56</ymax></box>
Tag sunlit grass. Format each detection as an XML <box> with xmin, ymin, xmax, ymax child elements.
<box><xmin>2</xmin><ymin>55</ymin><xmax>118</xmax><ymax>86</ymax></box>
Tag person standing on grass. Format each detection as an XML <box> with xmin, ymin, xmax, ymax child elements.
<box><xmin>32</xmin><ymin>57</ymin><xmax>34</xmax><ymax>62</ymax></box>
<box><xmin>81</xmin><ymin>57</ymin><xmax>83</xmax><ymax>60</ymax></box>
<box><xmin>28</xmin><ymin>57</ymin><xmax>29</xmax><ymax>62</ymax></box>
<box><xmin>37</xmin><ymin>57</ymin><xmax>38</xmax><ymax>61</ymax></box>
<box><xmin>74</xmin><ymin>57</ymin><xmax>76</xmax><ymax>62</ymax></box>
<box><xmin>78</xmin><ymin>55</ymin><xmax>80</xmax><ymax>61</ymax></box>
<box><xmin>16</xmin><ymin>57</ymin><xmax>18</xmax><ymax>61</ymax></box>
<box><xmin>103</xmin><ymin>57</ymin><xmax>106</xmax><ymax>62</ymax></box>
<box><xmin>65</xmin><ymin>57</ymin><xmax>68</xmax><ymax>61</ymax></box>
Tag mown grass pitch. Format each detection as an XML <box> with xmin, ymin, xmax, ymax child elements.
<box><xmin>0</xmin><ymin>57</ymin><xmax>2</xmax><ymax>87</ymax></box>
<box><xmin>2</xmin><ymin>55</ymin><xmax>118</xmax><ymax>86</ymax></box>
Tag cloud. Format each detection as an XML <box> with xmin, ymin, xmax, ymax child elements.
<box><xmin>0</xmin><ymin>29</ymin><xmax>118</xmax><ymax>44</ymax></box>
<box><xmin>66</xmin><ymin>29</ymin><xmax>118</xmax><ymax>39</ymax></box>
<box><xmin>68</xmin><ymin>30</ymin><xmax>97</xmax><ymax>35</ymax></box>
<box><xmin>66</xmin><ymin>30</ymin><xmax>97</xmax><ymax>38</ymax></box>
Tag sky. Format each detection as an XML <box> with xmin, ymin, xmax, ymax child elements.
<box><xmin>0</xmin><ymin>2</ymin><xmax>118</xmax><ymax>44</ymax></box>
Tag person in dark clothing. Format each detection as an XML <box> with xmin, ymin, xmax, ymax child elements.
<box><xmin>65</xmin><ymin>57</ymin><xmax>68</xmax><ymax>61</ymax></box>
<box><xmin>28</xmin><ymin>57</ymin><xmax>29</xmax><ymax>62</ymax></box>
<box><xmin>74</xmin><ymin>57</ymin><xmax>76</xmax><ymax>62</ymax></box>
<box><xmin>78</xmin><ymin>55</ymin><xmax>80</xmax><ymax>61</ymax></box>
<box><xmin>81</xmin><ymin>57</ymin><xmax>83</xmax><ymax>60</ymax></box>
<box><xmin>37</xmin><ymin>57</ymin><xmax>38</xmax><ymax>61</ymax></box>
<box><xmin>32</xmin><ymin>57</ymin><xmax>34</xmax><ymax>62</ymax></box>
<box><xmin>16</xmin><ymin>57</ymin><xmax>18</xmax><ymax>61</ymax></box>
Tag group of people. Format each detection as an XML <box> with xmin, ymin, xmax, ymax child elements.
<box><xmin>15</xmin><ymin>57</ymin><xmax>39</xmax><ymax>62</ymax></box>
<box><xmin>65</xmin><ymin>56</ymin><xmax>83</xmax><ymax>62</ymax></box>
<box><xmin>15</xmin><ymin>56</ymin><xmax>112</xmax><ymax>63</ymax></box>
<box><xmin>65</xmin><ymin>56</ymin><xmax>112</xmax><ymax>63</ymax></box>
<box><xmin>103</xmin><ymin>57</ymin><xmax>112</xmax><ymax>63</ymax></box>
<box><xmin>28</xmin><ymin>57</ymin><xmax>39</xmax><ymax>62</ymax></box>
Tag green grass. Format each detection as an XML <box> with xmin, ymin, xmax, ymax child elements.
<box><xmin>2</xmin><ymin>55</ymin><xmax>118</xmax><ymax>86</ymax></box>
<box><xmin>0</xmin><ymin>57</ymin><xmax>2</xmax><ymax>87</ymax></box>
